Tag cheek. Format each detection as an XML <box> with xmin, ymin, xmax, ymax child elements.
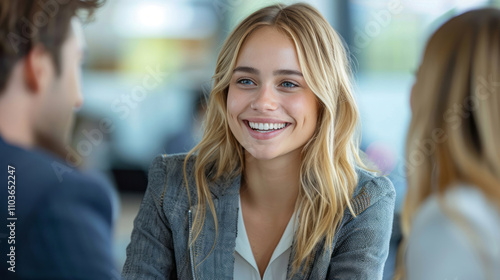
<box><xmin>286</xmin><ymin>93</ymin><xmax>319</xmax><ymax>126</ymax></box>
<box><xmin>73</xmin><ymin>66</ymin><xmax>81</xmax><ymax>87</ymax></box>
<box><xmin>58</xmin><ymin>60</ymin><xmax>80</xmax><ymax>102</ymax></box>
<box><xmin>69</xmin><ymin>63</ymin><xmax>81</xmax><ymax>93</ymax></box>
<box><xmin>226</xmin><ymin>87</ymin><xmax>246</xmax><ymax>120</ymax></box>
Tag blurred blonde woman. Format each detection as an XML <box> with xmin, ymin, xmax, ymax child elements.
<box><xmin>123</xmin><ymin>3</ymin><xmax>395</xmax><ymax>279</ymax></box>
<box><xmin>397</xmin><ymin>8</ymin><xmax>500</xmax><ymax>280</ymax></box>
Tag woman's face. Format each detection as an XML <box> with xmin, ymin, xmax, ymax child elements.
<box><xmin>227</xmin><ymin>26</ymin><xmax>319</xmax><ymax>161</ymax></box>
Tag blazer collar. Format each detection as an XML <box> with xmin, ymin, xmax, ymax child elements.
<box><xmin>208</xmin><ymin>172</ymin><xmax>242</xmax><ymax>199</ymax></box>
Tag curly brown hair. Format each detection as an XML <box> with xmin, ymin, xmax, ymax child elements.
<box><xmin>0</xmin><ymin>0</ymin><xmax>104</xmax><ymax>92</ymax></box>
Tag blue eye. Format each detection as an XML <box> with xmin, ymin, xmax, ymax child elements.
<box><xmin>281</xmin><ymin>81</ymin><xmax>298</xmax><ymax>88</ymax></box>
<box><xmin>237</xmin><ymin>79</ymin><xmax>255</xmax><ymax>85</ymax></box>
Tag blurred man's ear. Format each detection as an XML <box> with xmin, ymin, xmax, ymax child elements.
<box><xmin>24</xmin><ymin>44</ymin><xmax>55</xmax><ymax>95</ymax></box>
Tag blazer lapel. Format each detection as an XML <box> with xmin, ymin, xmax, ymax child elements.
<box><xmin>189</xmin><ymin>174</ymin><xmax>241</xmax><ymax>279</ymax></box>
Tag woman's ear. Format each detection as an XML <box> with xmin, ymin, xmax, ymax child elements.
<box><xmin>24</xmin><ymin>44</ymin><xmax>55</xmax><ymax>95</ymax></box>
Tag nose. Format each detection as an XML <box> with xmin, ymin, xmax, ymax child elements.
<box><xmin>250</xmin><ymin>84</ymin><xmax>278</xmax><ymax>112</ymax></box>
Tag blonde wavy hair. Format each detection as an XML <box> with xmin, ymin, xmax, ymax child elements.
<box><xmin>395</xmin><ymin>8</ymin><xmax>500</xmax><ymax>279</ymax></box>
<box><xmin>184</xmin><ymin>2</ymin><xmax>365</xmax><ymax>275</ymax></box>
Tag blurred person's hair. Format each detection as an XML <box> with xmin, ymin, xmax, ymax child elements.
<box><xmin>395</xmin><ymin>8</ymin><xmax>500</xmax><ymax>279</ymax></box>
<box><xmin>0</xmin><ymin>0</ymin><xmax>104</xmax><ymax>92</ymax></box>
<box><xmin>183</xmin><ymin>2</ymin><xmax>365</xmax><ymax>275</ymax></box>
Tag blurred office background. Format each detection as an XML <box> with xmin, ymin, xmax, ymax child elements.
<box><xmin>73</xmin><ymin>0</ymin><xmax>500</xmax><ymax>278</ymax></box>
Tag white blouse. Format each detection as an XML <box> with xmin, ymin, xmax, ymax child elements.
<box><xmin>233</xmin><ymin>196</ymin><xmax>298</xmax><ymax>280</ymax></box>
<box><xmin>407</xmin><ymin>185</ymin><xmax>500</xmax><ymax>279</ymax></box>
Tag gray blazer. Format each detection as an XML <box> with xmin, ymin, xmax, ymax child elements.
<box><xmin>123</xmin><ymin>154</ymin><xmax>395</xmax><ymax>279</ymax></box>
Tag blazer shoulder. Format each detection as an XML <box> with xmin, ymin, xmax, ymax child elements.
<box><xmin>350</xmin><ymin>168</ymin><xmax>395</xmax><ymax>216</ymax></box>
<box><xmin>5</xmin><ymin>144</ymin><xmax>112</xmax><ymax>199</ymax></box>
<box><xmin>146</xmin><ymin>153</ymin><xmax>196</xmax><ymax>210</ymax></box>
<box><xmin>149</xmin><ymin>152</ymin><xmax>195</xmax><ymax>173</ymax></box>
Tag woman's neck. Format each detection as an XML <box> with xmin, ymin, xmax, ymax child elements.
<box><xmin>241</xmin><ymin>150</ymin><xmax>301</xmax><ymax>213</ymax></box>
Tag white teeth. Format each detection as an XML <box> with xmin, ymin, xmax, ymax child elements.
<box><xmin>248</xmin><ymin>122</ymin><xmax>287</xmax><ymax>131</ymax></box>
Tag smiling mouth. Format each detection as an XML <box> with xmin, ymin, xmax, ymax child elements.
<box><xmin>245</xmin><ymin>121</ymin><xmax>291</xmax><ymax>133</ymax></box>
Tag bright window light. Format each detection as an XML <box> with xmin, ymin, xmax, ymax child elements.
<box><xmin>112</xmin><ymin>0</ymin><xmax>216</xmax><ymax>39</ymax></box>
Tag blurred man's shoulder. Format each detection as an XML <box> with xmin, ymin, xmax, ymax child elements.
<box><xmin>1</xmin><ymin>137</ymin><xmax>114</xmax><ymax>208</ymax></box>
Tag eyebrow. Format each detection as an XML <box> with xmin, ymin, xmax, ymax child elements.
<box><xmin>233</xmin><ymin>66</ymin><xmax>303</xmax><ymax>77</ymax></box>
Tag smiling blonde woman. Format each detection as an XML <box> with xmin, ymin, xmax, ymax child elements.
<box><xmin>123</xmin><ymin>3</ymin><xmax>395</xmax><ymax>280</ymax></box>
